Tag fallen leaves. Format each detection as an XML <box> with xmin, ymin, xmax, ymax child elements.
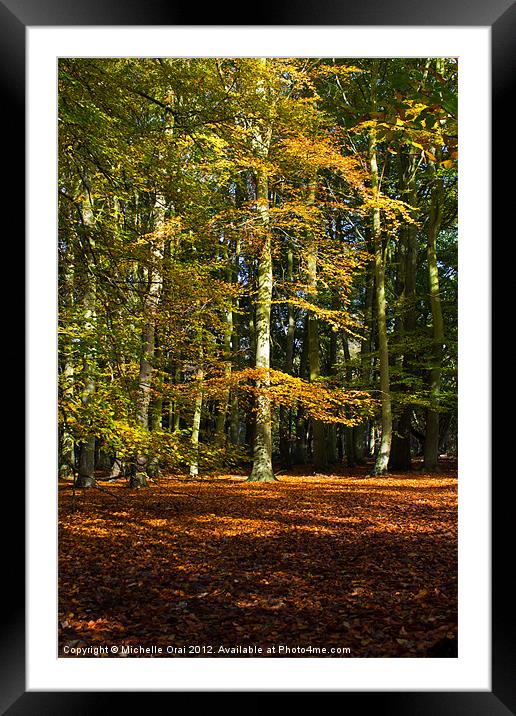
<box><xmin>58</xmin><ymin>466</ymin><xmax>457</xmax><ymax>657</ymax></box>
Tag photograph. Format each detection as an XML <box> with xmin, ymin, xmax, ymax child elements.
<box><xmin>57</xmin><ymin>56</ymin><xmax>459</xmax><ymax>660</ymax></box>
<box><xmin>9</xmin><ymin>3</ymin><xmax>506</xmax><ymax>704</ymax></box>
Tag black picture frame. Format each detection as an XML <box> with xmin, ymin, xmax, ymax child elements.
<box><xmin>8</xmin><ymin>0</ymin><xmax>510</xmax><ymax>711</ymax></box>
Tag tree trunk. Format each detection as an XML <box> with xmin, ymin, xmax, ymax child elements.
<box><xmin>390</xmin><ymin>151</ymin><xmax>418</xmax><ymax>471</ymax></box>
<box><xmin>248</xmin><ymin>204</ymin><xmax>276</xmax><ymax>481</ymax></box>
<box><xmin>248</xmin><ymin>59</ymin><xmax>276</xmax><ymax>482</ymax></box>
<box><xmin>279</xmin><ymin>247</ymin><xmax>295</xmax><ymax>468</ymax></box>
<box><xmin>423</xmin><ymin>151</ymin><xmax>445</xmax><ymax>471</ymax></box>
<box><xmin>59</xmin><ymin>362</ymin><xmax>75</xmax><ymax>479</ymax></box>
<box><xmin>229</xmin><ymin>237</ymin><xmax>241</xmax><ymax>445</ymax></box>
<box><xmin>149</xmin><ymin>334</ymin><xmax>164</xmax><ymax>432</ymax></box>
<box><xmin>76</xmin><ymin>194</ymin><xmax>97</xmax><ymax>488</ymax></box>
<box><xmin>214</xmin><ymin>240</ymin><xmax>236</xmax><ymax>454</ymax></box>
<box><xmin>369</xmin><ymin>67</ymin><xmax>392</xmax><ymax>476</ymax></box>
<box><xmin>131</xmin><ymin>194</ymin><xmax>166</xmax><ymax>488</ymax></box>
<box><xmin>59</xmin><ymin>243</ymin><xmax>75</xmax><ymax>479</ymax></box>
<box><xmin>293</xmin><ymin>313</ymin><xmax>309</xmax><ymax>465</ymax></box>
<box><xmin>189</xmin><ymin>368</ymin><xmax>204</xmax><ymax>478</ymax></box>
<box><xmin>343</xmin><ymin>337</ymin><xmax>356</xmax><ymax>468</ymax></box>
<box><xmin>355</xmin><ymin>259</ymin><xmax>375</xmax><ymax>464</ymax></box>
<box><xmin>326</xmin><ymin>326</ymin><xmax>338</xmax><ymax>464</ymax></box>
<box><xmin>245</xmin><ymin>295</ymin><xmax>256</xmax><ymax>452</ymax></box>
<box><xmin>305</xmin><ymin>179</ymin><xmax>327</xmax><ymax>472</ymax></box>
<box><xmin>372</xmin><ymin>220</ymin><xmax>392</xmax><ymax>475</ymax></box>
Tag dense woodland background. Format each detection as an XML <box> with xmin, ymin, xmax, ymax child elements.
<box><xmin>58</xmin><ymin>57</ymin><xmax>458</xmax><ymax>486</ymax></box>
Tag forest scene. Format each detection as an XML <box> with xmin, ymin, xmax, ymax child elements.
<box><xmin>58</xmin><ymin>57</ymin><xmax>458</xmax><ymax>659</ymax></box>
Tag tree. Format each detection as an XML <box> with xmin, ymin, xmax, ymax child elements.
<box><xmin>57</xmin><ymin>57</ymin><xmax>458</xmax><ymax>486</ymax></box>
<box><xmin>247</xmin><ymin>58</ymin><xmax>276</xmax><ymax>482</ymax></box>
<box><xmin>368</xmin><ymin>60</ymin><xmax>393</xmax><ymax>475</ymax></box>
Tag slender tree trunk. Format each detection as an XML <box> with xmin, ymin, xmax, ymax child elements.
<box><xmin>149</xmin><ymin>334</ymin><xmax>164</xmax><ymax>431</ymax></box>
<box><xmin>355</xmin><ymin>259</ymin><xmax>375</xmax><ymax>464</ymax></box>
<box><xmin>132</xmin><ymin>89</ymin><xmax>175</xmax><ymax>485</ymax></box>
<box><xmin>214</xmin><ymin>310</ymin><xmax>232</xmax><ymax>450</ymax></box>
<box><xmin>326</xmin><ymin>321</ymin><xmax>338</xmax><ymax>464</ymax></box>
<box><xmin>294</xmin><ymin>313</ymin><xmax>309</xmax><ymax>465</ymax></box>
<box><xmin>343</xmin><ymin>337</ymin><xmax>356</xmax><ymax>467</ymax></box>
<box><xmin>280</xmin><ymin>247</ymin><xmax>295</xmax><ymax>468</ymax></box>
<box><xmin>248</xmin><ymin>59</ymin><xmax>276</xmax><ymax>482</ymax></box>
<box><xmin>372</xmin><ymin>222</ymin><xmax>392</xmax><ymax>474</ymax></box>
<box><xmin>76</xmin><ymin>194</ymin><xmax>97</xmax><ymax>488</ymax></box>
<box><xmin>305</xmin><ymin>179</ymin><xmax>327</xmax><ymax>472</ymax></box>
<box><xmin>229</xmin><ymin>237</ymin><xmax>241</xmax><ymax>445</ymax></box>
<box><xmin>60</xmin><ymin>359</ymin><xmax>75</xmax><ymax>479</ymax></box>
<box><xmin>369</xmin><ymin>67</ymin><xmax>392</xmax><ymax>476</ymax></box>
<box><xmin>59</xmin><ymin>230</ymin><xmax>76</xmax><ymax>479</ymax></box>
<box><xmin>189</xmin><ymin>356</ymin><xmax>204</xmax><ymax>478</ymax></box>
<box><xmin>248</xmin><ymin>187</ymin><xmax>276</xmax><ymax>481</ymax></box>
<box><xmin>307</xmin><ymin>310</ymin><xmax>326</xmax><ymax>469</ymax></box>
<box><xmin>214</xmin><ymin>242</ymin><xmax>235</xmax><ymax>453</ymax></box>
<box><xmin>244</xmin><ymin>301</ymin><xmax>256</xmax><ymax>452</ymax></box>
<box><xmin>167</xmin><ymin>366</ymin><xmax>182</xmax><ymax>432</ymax></box>
<box><xmin>390</xmin><ymin>152</ymin><xmax>418</xmax><ymax>471</ymax></box>
<box><xmin>77</xmin><ymin>437</ymin><xmax>96</xmax><ymax>487</ymax></box>
<box><xmin>131</xmin><ymin>194</ymin><xmax>165</xmax><ymax>487</ymax></box>
<box><xmin>424</xmin><ymin>151</ymin><xmax>445</xmax><ymax>471</ymax></box>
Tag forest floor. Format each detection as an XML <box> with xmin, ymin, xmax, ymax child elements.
<box><xmin>58</xmin><ymin>460</ymin><xmax>458</xmax><ymax>658</ymax></box>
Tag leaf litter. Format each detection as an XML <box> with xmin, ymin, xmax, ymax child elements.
<box><xmin>58</xmin><ymin>465</ymin><xmax>457</xmax><ymax>657</ymax></box>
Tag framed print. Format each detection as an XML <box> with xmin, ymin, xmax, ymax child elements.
<box><xmin>6</xmin><ymin>0</ymin><xmax>511</xmax><ymax>710</ymax></box>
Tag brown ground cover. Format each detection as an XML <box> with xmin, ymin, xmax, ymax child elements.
<box><xmin>58</xmin><ymin>462</ymin><xmax>457</xmax><ymax>658</ymax></box>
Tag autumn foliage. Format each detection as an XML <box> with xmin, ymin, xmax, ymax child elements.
<box><xmin>59</xmin><ymin>464</ymin><xmax>457</xmax><ymax>658</ymax></box>
<box><xmin>58</xmin><ymin>57</ymin><xmax>458</xmax><ymax>658</ymax></box>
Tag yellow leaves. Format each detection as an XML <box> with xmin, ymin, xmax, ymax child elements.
<box><xmin>403</xmin><ymin>101</ymin><xmax>433</xmax><ymax>123</ymax></box>
<box><xmin>269</xmin><ymin>199</ymin><xmax>323</xmax><ymax>236</ymax></box>
<box><xmin>139</xmin><ymin>216</ymin><xmax>183</xmax><ymax>249</ymax></box>
<box><xmin>167</xmin><ymin>366</ymin><xmax>375</xmax><ymax>427</ymax></box>
<box><xmin>359</xmin><ymin>193</ymin><xmax>418</xmax><ymax>232</ymax></box>
<box><xmin>312</xmin><ymin>63</ymin><xmax>366</xmax><ymax>83</ymax></box>
<box><xmin>273</xmin><ymin>58</ymin><xmax>318</xmax><ymax>96</ymax></box>
<box><xmin>316</xmin><ymin>245</ymin><xmax>371</xmax><ymax>288</ymax></box>
<box><xmin>407</xmin><ymin>139</ymin><xmax>424</xmax><ymax>151</ymax></box>
<box><xmin>278</xmin><ymin>295</ymin><xmax>364</xmax><ymax>338</ymax></box>
<box><xmin>239</xmin><ymin>368</ymin><xmax>375</xmax><ymax>425</ymax></box>
<box><xmin>280</xmin><ymin>134</ymin><xmax>330</xmax><ymax>170</ymax></box>
<box><xmin>208</xmin><ymin>194</ymin><xmax>350</xmax><ymax>258</ymax></box>
<box><xmin>354</xmin><ymin>103</ymin><xmax>453</xmax><ymax>162</ymax></box>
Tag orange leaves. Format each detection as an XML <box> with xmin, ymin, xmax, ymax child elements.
<box><xmin>237</xmin><ymin>368</ymin><xmax>375</xmax><ymax>425</ymax></box>
<box><xmin>278</xmin><ymin>133</ymin><xmax>365</xmax><ymax>189</ymax></box>
<box><xmin>59</xmin><ymin>468</ymin><xmax>457</xmax><ymax>658</ymax></box>
<box><xmin>277</xmin><ymin>295</ymin><xmax>364</xmax><ymax>336</ymax></box>
<box><xmin>139</xmin><ymin>216</ymin><xmax>183</xmax><ymax>249</ymax></box>
<box><xmin>269</xmin><ymin>198</ymin><xmax>323</xmax><ymax>236</ymax></box>
<box><xmin>167</xmin><ymin>366</ymin><xmax>375</xmax><ymax>428</ymax></box>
